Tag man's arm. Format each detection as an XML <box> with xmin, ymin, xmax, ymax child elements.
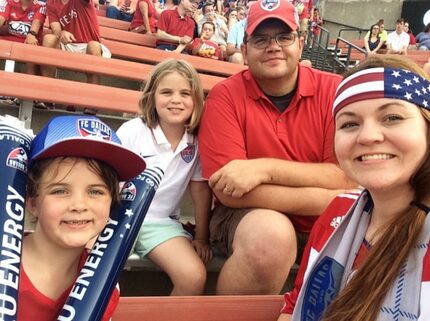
<box><xmin>50</xmin><ymin>21</ymin><xmax>76</xmax><ymax>44</ymax></box>
<box><xmin>49</xmin><ymin>21</ymin><xmax>62</xmax><ymax>37</ymax></box>
<box><xmin>156</xmin><ymin>29</ymin><xmax>191</xmax><ymax>45</ymax></box>
<box><xmin>209</xmin><ymin>158</ymin><xmax>356</xmax><ymax>198</ymax></box>
<box><xmin>214</xmin><ymin>177</ymin><xmax>347</xmax><ymax>216</ymax></box>
<box><xmin>226</xmin><ymin>42</ymin><xmax>241</xmax><ymax>55</ymax></box>
<box><xmin>25</xmin><ymin>19</ymin><xmax>44</xmax><ymax>45</ymax></box>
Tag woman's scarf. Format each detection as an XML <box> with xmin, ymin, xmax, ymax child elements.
<box><xmin>291</xmin><ymin>191</ymin><xmax>430</xmax><ymax>321</ymax></box>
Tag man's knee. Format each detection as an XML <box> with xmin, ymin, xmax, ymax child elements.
<box><xmin>232</xmin><ymin>209</ymin><xmax>297</xmax><ymax>269</ymax></box>
<box><xmin>43</xmin><ymin>34</ymin><xmax>60</xmax><ymax>48</ymax></box>
<box><xmin>86</xmin><ymin>41</ymin><xmax>102</xmax><ymax>56</ymax></box>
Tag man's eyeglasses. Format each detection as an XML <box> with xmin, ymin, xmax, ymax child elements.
<box><xmin>247</xmin><ymin>33</ymin><xmax>298</xmax><ymax>49</ymax></box>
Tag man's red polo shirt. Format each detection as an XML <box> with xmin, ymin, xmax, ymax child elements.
<box><xmin>198</xmin><ymin>65</ymin><xmax>342</xmax><ymax>232</ymax></box>
<box><xmin>156</xmin><ymin>8</ymin><xmax>195</xmax><ymax>46</ymax></box>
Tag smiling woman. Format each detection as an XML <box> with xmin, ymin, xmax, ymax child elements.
<box><xmin>279</xmin><ymin>56</ymin><xmax>430</xmax><ymax>321</ymax></box>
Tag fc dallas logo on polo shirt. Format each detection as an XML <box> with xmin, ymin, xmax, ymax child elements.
<box><xmin>180</xmin><ymin>144</ymin><xmax>196</xmax><ymax>163</ymax></box>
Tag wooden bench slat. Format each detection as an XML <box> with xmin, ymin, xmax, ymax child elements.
<box><xmin>98</xmin><ymin>16</ymin><xmax>130</xmax><ymax>31</ymax></box>
<box><xmin>101</xmin><ymin>39</ymin><xmax>247</xmax><ymax>77</ymax></box>
<box><xmin>112</xmin><ymin>296</ymin><xmax>284</xmax><ymax>321</ymax></box>
<box><xmin>0</xmin><ymin>70</ymin><xmax>140</xmax><ymax>113</ymax></box>
<box><xmin>0</xmin><ymin>40</ymin><xmax>224</xmax><ymax>92</ymax></box>
<box><xmin>100</xmin><ymin>26</ymin><xmax>157</xmax><ymax>47</ymax></box>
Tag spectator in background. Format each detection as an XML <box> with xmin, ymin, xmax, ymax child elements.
<box><xmin>309</xmin><ymin>7</ymin><xmax>322</xmax><ymax>45</ymax></box>
<box><xmin>226</xmin><ymin>5</ymin><xmax>244</xmax><ymax>31</ymax></box>
<box><xmin>363</xmin><ymin>23</ymin><xmax>383</xmax><ymax>55</ymax></box>
<box><xmin>226</xmin><ymin>16</ymin><xmax>244</xmax><ymax>63</ymax></box>
<box><xmin>404</xmin><ymin>21</ymin><xmax>416</xmax><ymax>47</ymax></box>
<box><xmin>363</xmin><ymin>19</ymin><xmax>388</xmax><ymax>49</ymax></box>
<box><xmin>293</xmin><ymin>0</ymin><xmax>312</xmax><ymax>43</ymax></box>
<box><xmin>226</xmin><ymin>8</ymin><xmax>238</xmax><ymax>30</ymax></box>
<box><xmin>156</xmin><ymin>0</ymin><xmax>198</xmax><ymax>52</ymax></box>
<box><xmin>223</xmin><ymin>0</ymin><xmax>235</xmax><ymax>15</ymax></box>
<box><xmin>198</xmin><ymin>2</ymin><xmax>228</xmax><ymax>59</ymax></box>
<box><xmin>416</xmin><ymin>22</ymin><xmax>430</xmax><ymax>50</ymax></box>
<box><xmin>0</xmin><ymin>0</ymin><xmax>46</xmax><ymax>75</ymax></box>
<box><xmin>377</xmin><ymin>19</ymin><xmax>388</xmax><ymax>41</ymax></box>
<box><xmin>214</xmin><ymin>0</ymin><xmax>223</xmax><ymax>14</ymax></box>
<box><xmin>106</xmin><ymin>0</ymin><xmax>137</xmax><ymax>22</ymax></box>
<box><xmin>0</xmin><ymin>0</ymin><xmax>46</xmax><ymax>107</ymax></box>
<box><xmin>225</xmin><ymin>0</ymin><xmax>256</xmax><ymax>64</ymax></box>
<box><xmin>386</xmin><ymin>18</ymin><xmax>409</xmax><ymax>55</ymax></box>
<box><xmin>188</xmin><ymin>21</ymin><xmax>221</xmax><ymax>59</ymax></box>
<box><xmin>236</xmin><ymin>5</ymin><xmax>245</xmax><ymax>19</ymax></box>
<box><xmin>42</xmin><ymin>0</ymin><xmax>111</xmax><ymax>113</ymax></box>
<box><xmin>129</xmin><ymin>0</ymin><xmax>158</xmax><ymax>34</ymax></box>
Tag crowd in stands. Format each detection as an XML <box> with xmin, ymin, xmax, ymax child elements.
<box><xmin>363</xmin><ymin>17</ymin><xmax>430</xmax><ymax>55</ymax></box>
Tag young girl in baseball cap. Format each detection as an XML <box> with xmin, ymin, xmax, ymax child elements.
<box><xmin>19</xmin><ymin>115</ymin><xmax>145</xmax><ymax>321</ymax></box>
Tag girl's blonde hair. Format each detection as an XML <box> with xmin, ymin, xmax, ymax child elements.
<box><xmin>139</xmin><ymin>59</ymin><xmax>205</xmax><ymax>135</ymax></box>
<box><xmin>323</xmin><ymin>55</ymin><xmax>430</xmax><ymax>321</ymax></box>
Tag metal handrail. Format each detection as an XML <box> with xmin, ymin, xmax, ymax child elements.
<box><xmin>304</xmin><ymin>24</ymin><xmax>331</xmax><ymax>71</ymax></box>
<box><xmin>332</xmin><ymin>37</ymin><xmax>367</xmax><ymax>73</ymax></box>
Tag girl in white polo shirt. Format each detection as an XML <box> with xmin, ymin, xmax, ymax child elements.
<box><xmin>117</xmin><ymin>59</ymin><xmax>212</xmax><ymax>295</ymax></box>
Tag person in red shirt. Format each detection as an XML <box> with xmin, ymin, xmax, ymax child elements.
<box><xmin>188</xmin><ymin>21</ymin><xmax>221</xmax><ymax>59</ymax></box>
<box><xmin>20</xmin><ymin>115</ymin><xmax>146</xmax><ymax>321</ymax></box>
<box><xmin>129</xmin><ymin>0</ymin><xmax>157</xmax><ymax>34</ymax></box>
<box><xmin>42</xmin><ymin>0</ymin><xmax>111</xmax><ymax>84</ymax></box>
<box><xmin>156</xmin><ymin>0</ymin><xmax>198</xmax><ymax>52</ymax></box>
<box><xmin>0</xmin><ymin>0</ymin><xmax>46</xmax><ymax>74</ymax></box>
<box><xmin>198</xmin><ymin>0</ymin><xmax>354</xmax><ymax>295</ymax></box>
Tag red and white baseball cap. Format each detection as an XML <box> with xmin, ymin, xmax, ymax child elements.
<box><xmin>246</xmin><ymin>0</ymin><xmax>299</xmax><ymax>35</ymax></box>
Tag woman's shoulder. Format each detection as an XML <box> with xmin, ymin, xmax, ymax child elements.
<box><xmin>316</xmin><ymin>192</ymin><xmax>361</xmax><ymax>229</ymax></box>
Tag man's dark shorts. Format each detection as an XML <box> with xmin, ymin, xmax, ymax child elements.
<box><xmin>210</xmin><ymin>205</ymin><xmax>309</xmax><ymax>264</ymax></box>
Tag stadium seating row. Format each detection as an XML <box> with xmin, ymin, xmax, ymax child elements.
<box><xmin>112</xmin><ymin>295</ymin><xmax>284</xmax><ymax>321</ymax></box>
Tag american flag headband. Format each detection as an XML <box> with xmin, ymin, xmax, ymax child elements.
<box><xmin>333</xmin><ymin>67</ymin><xmax>430</xmax><ymax>116</ymax></box>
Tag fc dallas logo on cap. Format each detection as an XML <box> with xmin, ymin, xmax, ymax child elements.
<box><xmin>260</xmin><ymin>0</ymin><xmax>280</xmax><ymax>11</ymax></box>
<box><xmin>181</xmin><ymin>144</ymin><xmax>196</xmax><ymax>163</ymax></box>
<box><xmin>77</xmin><ymin>119</ymin><xmax>111</xmax><ymax>140</ymax></box>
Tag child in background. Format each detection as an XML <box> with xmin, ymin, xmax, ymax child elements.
<box><xmin>117</xmin><ymin>59</ymin><xmax>212</xmax><ymax>295</ymax></box>
<box><xmin>21</xmin><ymin>115</ymin><xmax>146</xmax><ymax>320</ymax></box>
<box><xmin>309</xmin><ymin>7</ymin><xmax>322</xmax><ymax>44</ymax></box>
<box><xmin>188</xmin><ymin>21</ymin><xmax>221</xmax><ymax>59</ymax></box>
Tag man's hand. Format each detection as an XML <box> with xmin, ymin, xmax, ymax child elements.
<box><xmin>24</xmin><ymin>33</ymin><xmax>38</xmax><ymax>45</ymax></box>
<box><xmin>192</xmin><ymin>239</ymin><xmax>213</xmax><ymax>264</ymax></box>
<box><xmin>60</xmin><ymin>30</ymin><xmax>76</xmax><ymax>44</ymax></box>
<box><xmin>209</xmin><ymin>159</ymin><xmax>270</xmax><ymax>198</ymax></box>
<box><xmin>179</xmin><ymin>35</ymin><xmax>192</xmax><ymax>44</ymax></box>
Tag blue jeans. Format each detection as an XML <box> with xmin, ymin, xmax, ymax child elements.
<box><xmin>106</xmin><ymin>6</ymin><xmax>133</xmax><ymax>22</ymax></box>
